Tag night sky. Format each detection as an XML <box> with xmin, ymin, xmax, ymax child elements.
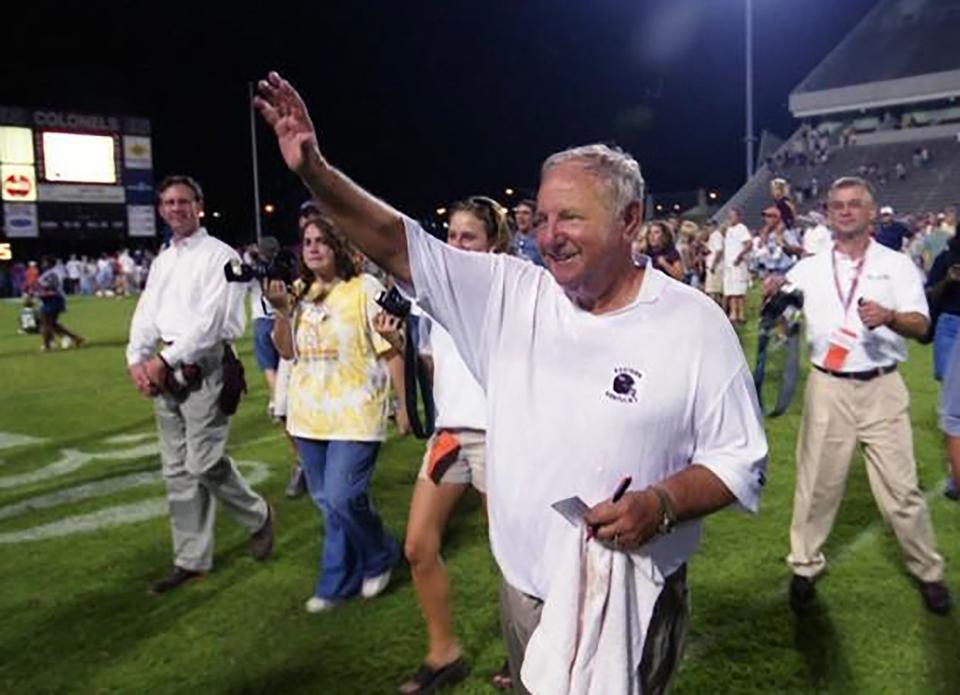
<box><xmin>3</xmin><ymin>0</ymin><xmax>877</xmax><ymax>244</ymax></box>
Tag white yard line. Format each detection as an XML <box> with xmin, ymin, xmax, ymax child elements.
<box><xmin>0</xmin><ymin>460</ymin><xmax>270</xmax><ymax>544</ymax></box>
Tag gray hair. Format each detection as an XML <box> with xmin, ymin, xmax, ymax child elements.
<box><xmin>829</xmin><ymin>175</ymin><xmax>876</xmax><ymax>203</ymax></box>
<box><xmin>541</xmin><ymin>144</ymin><xmax>645</xmax><ymax>214</ymax></box>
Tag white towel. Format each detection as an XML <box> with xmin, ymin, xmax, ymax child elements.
<box><xmin>520</xmin><ymin>530</ymin><xmax>665</xmax><ymax>694</ymax></box>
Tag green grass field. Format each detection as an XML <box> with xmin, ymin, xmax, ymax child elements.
<box><xmin>1</xmin><ymin>294</ymin><xmax>957</xmax><ymax>694</ymax></box>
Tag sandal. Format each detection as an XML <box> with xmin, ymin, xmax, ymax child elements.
<box><xmin>490</xmin><ymin>660</ymin><xmax>512</xmax><ymax>690</ymax></box>
<box><xmin>398</xmin><ymin>657</ymin><xmax>470</xmax><ymax>693</ymax></box>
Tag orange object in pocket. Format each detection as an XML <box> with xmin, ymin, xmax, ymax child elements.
<box><xmin>823</xmin><ymin>327</ymin><xmax>858</xmax><ymax>372</ymax></box>
<box><xmin>427</xmin><ymin>431</ymin><xmax>461</xmax><ymax>485</ymax></box>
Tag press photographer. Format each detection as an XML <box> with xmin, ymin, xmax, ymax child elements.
<box><xmin>125</xmin><ymin>175</ymin><xmax>274</xmax><ymax>594</ymax></box>
<box><xmin>227</xmin><ymin>239</ymin><xmax>298</xmax><ymax>401</ymax></box>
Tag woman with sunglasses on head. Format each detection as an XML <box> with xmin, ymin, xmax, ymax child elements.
<box><xmin>757</xmin><ymin>206</ymin><xmax>803</xmax><ymax>279</ymax></box>
<box><xmin>376</xmin><ymin>197</ymin><xmax>510</xmax><ymax>694</ymax></box>
<box><xmin>770</xmin><ymin>177</ymin><xmax>797</xmax><ymax>231</ymax></box>
<box><xmin>266</xmin><ymin>215</ymin><xmax>404</xmax><ymax>612</ymax></box>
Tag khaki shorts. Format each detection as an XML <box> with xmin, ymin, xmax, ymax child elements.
<box><xmin>705</xmin><ymin>267</ymin><xmax>723</xmax><ymax>294</ymax></box>
<box><xmin>418</xmin><ymin>428</ymin><xmax>487</xmax><ymax>493</ymax></box>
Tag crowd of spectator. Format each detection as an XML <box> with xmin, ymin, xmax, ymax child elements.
<box><xmin>2</xmin><ymin>248</ymin><xmax>155</xmax><ymax>299</ymax></box>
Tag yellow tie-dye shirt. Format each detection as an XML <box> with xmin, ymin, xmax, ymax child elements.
<box><xmin>286</xmin><ymin>274</ymin><xmax>394</xmax><ymax>441</ymax></box>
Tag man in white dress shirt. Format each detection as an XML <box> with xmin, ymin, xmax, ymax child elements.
<box><xmin>767</xmin><ymin>177</ymin><xmax>950</xmax><ymax>616</ymax></box>
<box><xmin>255</xmin><ymin>72</ymin><xmax>768</xmax><ymax>692</ymax></box>
<box><xmin>127</xmin><ymin>175</ymin><xmax>273</xmax><ymax>594</ymax></box>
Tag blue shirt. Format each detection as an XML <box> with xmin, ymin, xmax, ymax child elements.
<box><xmin>513</xmin><ymin>231</ymin><xmax>544</xmax><ymax>266</ymax></box>
<box><xmin>874</xmin><ymin>221</ymin><xmax>912</xmax><ymax>251</ymax></box>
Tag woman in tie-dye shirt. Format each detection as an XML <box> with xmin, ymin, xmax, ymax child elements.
<box><xmin>267</xmin><ymin>216</ymin><xmax>402</xmax><ymax>612</ymax></box>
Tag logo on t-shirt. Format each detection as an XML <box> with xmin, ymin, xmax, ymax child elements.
<box><xmin>605</xmin><ymin>366</ymin><xmax>643</xmax><ymax>403</ymax></box>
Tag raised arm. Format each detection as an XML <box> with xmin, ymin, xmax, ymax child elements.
<box><xmin>254</xmin><ymin>72</ymin><xmax>410</xmax><ymax>282</ymax></box>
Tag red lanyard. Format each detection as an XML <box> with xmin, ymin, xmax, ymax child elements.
<box><xmin>831</xmin><ymin>246</ymin><xmax>866</xmax><ymax>318</ymax></box>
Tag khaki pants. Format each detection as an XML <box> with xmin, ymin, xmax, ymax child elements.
<box><xmin>499</xmin><ymin>565</ymin><xmax>689</xmax><ymax>695</ymax></box>
<box><xmin>788</xmin><ymin>368</ymin><xmax>944</xmax><ymax>582</ymax></box>
<box><xmin>154</xmin><ymin>347</ymin><xmax>268</xmax><ymax>572</ymax></box>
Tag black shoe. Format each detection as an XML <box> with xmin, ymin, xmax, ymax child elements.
<box><xmin>789</xmin><ymin>574</ymin><xmax>816</xmax><ymax>612</ymax></box>
<box><xmin>285</xmin><ymin>465</ymin><xmax>307</xmax><ymax>499</ymax></box>
<box><xmin>917</xmin><ymin>580</ymin><xmax>951</xmax><ymax>615</ymax></box>
<box><xmin>397</xmin><ymin>657</ymin><xmax>470</xmax><ymax>694</ymax></box>
<box><xmin>250</xmin><ymin>505</ymin><xmax>274</xmax><ymax>562</ymax></box>
<box><xmin>148</xmin><ymin>566</ymin><xmax>204</xmax><ymax>595</ymax></box>
<box><xmin>944</xmin><ymin>478</ymin><xmax>959</xmax><ymax>501</ymax></box>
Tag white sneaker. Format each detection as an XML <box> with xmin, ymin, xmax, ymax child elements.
<box><xmin>304</xmin><ymin>596</ymin><xmax>337</xmax><ymax>613</ymax></box>
<box><xmin>361</xmin><ymin>568</ymin><xmax>392</xmax><ymax>599</ymax></box>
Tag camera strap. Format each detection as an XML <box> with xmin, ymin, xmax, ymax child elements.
<box><xmin>753</xmin><ymin>314</ymin><xmax>802</xmax><ymax>418</ymax></box>
<box><xmin>403</xmin><ymin>315</ymin><xmax>436</xmax><ymax>439</ymax></box>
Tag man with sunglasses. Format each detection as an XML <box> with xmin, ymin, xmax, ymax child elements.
<box><xmin>765</xmin><ymin>176</ymin><xmax>950</xmax><ymax>616</ymax></box>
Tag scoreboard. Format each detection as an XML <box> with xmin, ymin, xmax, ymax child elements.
<box><xmin>0</xmin><ymin>106</ymin><xmax>156</xmax><ymax>243</ymax></box>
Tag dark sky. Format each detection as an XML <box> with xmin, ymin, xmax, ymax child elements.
<box><xmin>2</xmin><ymin>0</ymin><xmax>877</xmax><ymax>243</ymax></box>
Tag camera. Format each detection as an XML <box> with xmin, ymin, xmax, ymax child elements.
<box><xmin>375</xmin><ymin>286</ymin><xmax>412</xmax><ymax>319</ymax></box>
<box><xmin>224</xmin><ymin>248</ymin><xmax>298</xmax><ymax>287</ymax></box>
<box><xmin>760</xmin><ymin>290</ymin><xmax>804</xmax><ymax>330</ymax></box>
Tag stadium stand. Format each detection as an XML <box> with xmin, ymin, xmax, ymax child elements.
<box><xmin>717</xmin><ymin>0</ymin><xmax>960</xmax><ymax>225</ymax></box>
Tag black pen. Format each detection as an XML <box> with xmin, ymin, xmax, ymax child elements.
<box><xmin>586</xmin><ymin>476</ymin><xmax>634</xmax><ymax>540</ymax></box>
<box><xmin>612</xmin><ymin>476</ymin><xmax>632</xmax><ymax>503</ymax></box>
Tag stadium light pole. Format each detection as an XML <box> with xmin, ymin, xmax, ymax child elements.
<box><xmin>248</xmin><ymin>82</ymin><xmax>264</xmax><ymax>243</ymax></box>
<box><xmin>745</xmin><ymin>0</ymin><xmax>756</xmax><ymax>181</ymax></box>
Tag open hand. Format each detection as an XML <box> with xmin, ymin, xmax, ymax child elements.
<box><xmin>254</xmin><ymin>71</ymin><xmax>322</xmax><ymax>177</ymax></box>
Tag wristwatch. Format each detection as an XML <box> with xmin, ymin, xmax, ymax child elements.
<box><xmin>651</xmin><ymin>486</ymin><xmax>677</xmax><ymax>535</ymax></box>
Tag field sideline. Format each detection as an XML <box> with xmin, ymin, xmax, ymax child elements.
<box><xmin>1</xmin><ymin>294</ymin><xmax>957</xmax><ymax>694</ymax></box>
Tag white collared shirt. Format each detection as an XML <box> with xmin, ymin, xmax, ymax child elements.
<box><xmin>403</xmin><ymin>218</ymin><xmax>768</xmax><ymax>600</ymax></box>
<box><xmin>126</xmin><ymin>227</ymin><xmax>246</xmax><ymax>367</ymax></box>
<box><xmin>786</xmin><ymin>240</ymin><xmax>928</xmax><ymax>371</ymax></box>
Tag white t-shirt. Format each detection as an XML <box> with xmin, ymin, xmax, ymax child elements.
<box><xmin>66</xmin><ymin>259</ymin><xmax>82</xmax><ymax>280</ymax></box>
<box><xmin>248</xmin><ymin>278</ymin><xmax>272</xmax><ymax>321</ymax></box>
<box><xmin>723</xmin><ymin>223</ymin><xmax>752</xmax><ymax>270</ymax></box>
<box><xmin>786</xmin><ymin>240</ymin><xmax>929</xmax><ymax>371</ymax></box>
<box><xmin>243</xmin><ymin>251</ymin><xmax>273</xmax><ymax>321</ymax></box>
<box><xmin>403</xmin><ymin>218</ymin><xmax>768</xmax><ymax>599</ymax></box>
<box><xmin>706</xmin><ymin>230</ymin><xmax>724</xmax><ymax>270</ymax></box>
<box><xmin>803</xmin><ymin>224</ymin><xmax>833</xmax><ymax>257</ymax></box>
<box><xmin>418</xmin><ymin>315</ymin><xmax>486</xmax><ymax>431</ymax></box>
<box><xmin>119</xmin><ymin>252</ymin><xmax>136</xmax><ymax>274</ymax></box>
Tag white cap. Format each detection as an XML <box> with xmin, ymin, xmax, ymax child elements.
<box><xmin>880</xmin><ymin>205</ymin><xmax>894</xmax><ymax>215</ymax></box>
